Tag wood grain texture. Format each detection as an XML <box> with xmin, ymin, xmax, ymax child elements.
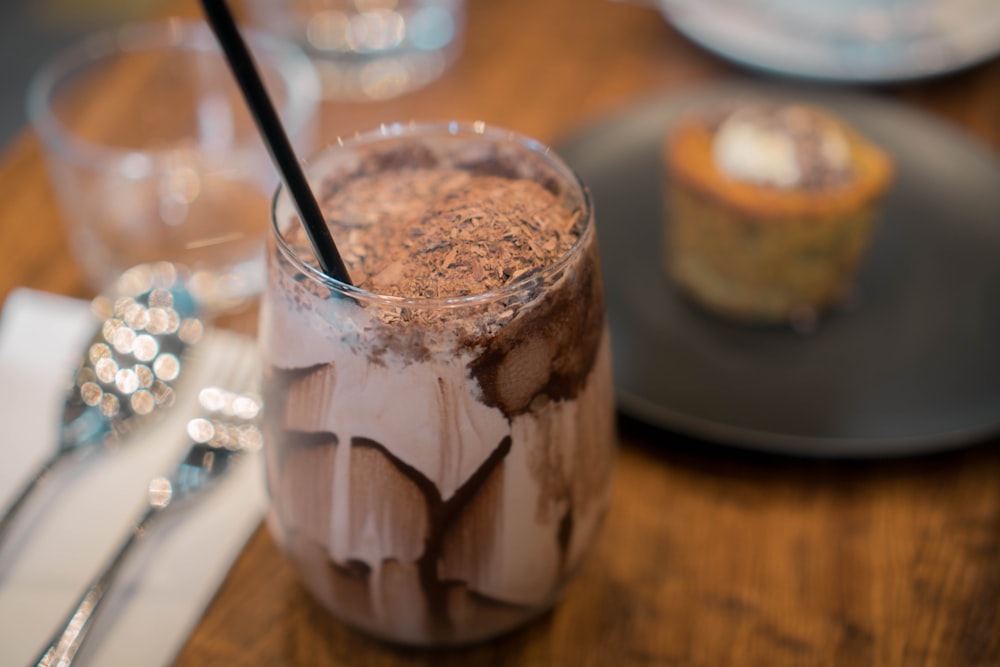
<box><xmin>178</xmin><ymin>430</ymin><xmax>1000</xmax><ymax>667</ymax></box>
<box><xmin>2</xmin><ymin>0</ymin><xmax>999</xmax><ymax>664</ymax></box>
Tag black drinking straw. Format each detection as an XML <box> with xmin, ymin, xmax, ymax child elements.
<box><xmin>200</xmin><ymin>0</ymin><xmax>353</xmax><ymax>285</ymax></box>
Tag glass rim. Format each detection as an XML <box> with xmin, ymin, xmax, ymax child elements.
<box><xmin>25</xmin><ymin>17</ymin><xmax>320</xmax><ymax>169</ymax></box>
<box><xmin>270</xmin><ymin>121</ymin><xmax>596</xmax><ymax>310</ymax></box>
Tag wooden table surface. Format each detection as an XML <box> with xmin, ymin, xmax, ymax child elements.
<box><xmin>3</xmin><ymin>0</ymin><xmax>1000</xmax><ymax>665</ymax></box>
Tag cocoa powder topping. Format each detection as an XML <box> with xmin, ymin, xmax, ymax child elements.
<box><xmin>286</xmin><ymin>167</ymin><xmax>581</xmax><ymax>299</ymax></box>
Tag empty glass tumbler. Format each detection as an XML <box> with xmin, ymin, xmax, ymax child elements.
<box><xmin>28</xmin><ymin>19</ymin><xmax>320</xmax><ymax>309</ymax></box>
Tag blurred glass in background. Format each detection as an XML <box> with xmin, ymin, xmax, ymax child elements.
<box><xmin>27</xmin><ymin>19</ymin><xmax>320</xmax><ymax>310</ymax></box>
<box><xmin>241</xmin><ymin>0</ymin><xmax>466</xmax><ymax>100</ymax></box>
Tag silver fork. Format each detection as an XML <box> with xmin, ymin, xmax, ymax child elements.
<box><xmin>32</xmin><ymin>337</ymin><xmax>261</xmax><ymax>667</ymax></box>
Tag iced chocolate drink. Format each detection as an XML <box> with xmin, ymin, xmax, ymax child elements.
<box><xmin>260</xmin><ymin>124</ymin><xmax>615</xmax><ymax>646</ymax></box>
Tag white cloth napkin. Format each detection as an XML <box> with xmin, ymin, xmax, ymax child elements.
<box><xmin>0</xmin><ymin>288</ymin><xmax>267</xmax><ymax>666</ymax></box>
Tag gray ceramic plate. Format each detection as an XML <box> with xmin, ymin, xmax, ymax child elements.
<box><xmin>557</xmin><ymin>81</ymin><xmax>1000</xmax><ymax>457</ymax></box>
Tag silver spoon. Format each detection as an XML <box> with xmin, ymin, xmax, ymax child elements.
<box><xmin>0</xmin><ymin>262</ymin><xmax>204</xmax><ymax>546</ymax></box>
<box><xmin>32</xmin><ymin>385</ymin><xmax>262</xmax><ymax>667</ymax></box>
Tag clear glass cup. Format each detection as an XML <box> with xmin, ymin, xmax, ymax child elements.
<box><xmin>260</xmin><ymin>123</ymin><xmax>616</xmax><ymax>646</ymax></box>
<box><xmin>242</xmin><ymin>0</ymin><xmax>465</xmax><ymax>100</ymax></box>
<box><xmin>27</xmin><ymin>19</ymin><xmax>320</xmax><ymax>311</ymax></box>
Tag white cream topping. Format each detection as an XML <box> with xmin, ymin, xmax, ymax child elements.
<box><xmin>711</xmin><ymin>105</ymin><xmax>853</xmax><ymax>189</ymax></box>
<box><xmin>713</xmin><ymin>116</ymin><xmax>801</xmax><ymax>187</ymax></box>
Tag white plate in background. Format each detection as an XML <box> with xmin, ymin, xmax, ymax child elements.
<box><xmin>658</xmin><ymin>0</ymin><xmax>1000</xmax><ymax>82</ymax></box>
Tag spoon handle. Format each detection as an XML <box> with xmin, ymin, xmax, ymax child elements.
<box><xmin>32</xmin><ymin>506</ymin><xmax>157</xmax><ymax>667</ymax></box>
<box><xmin>0</xmin><ymin>451</ymin><xmax>66</xmax><ymax>547</ymax></box>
